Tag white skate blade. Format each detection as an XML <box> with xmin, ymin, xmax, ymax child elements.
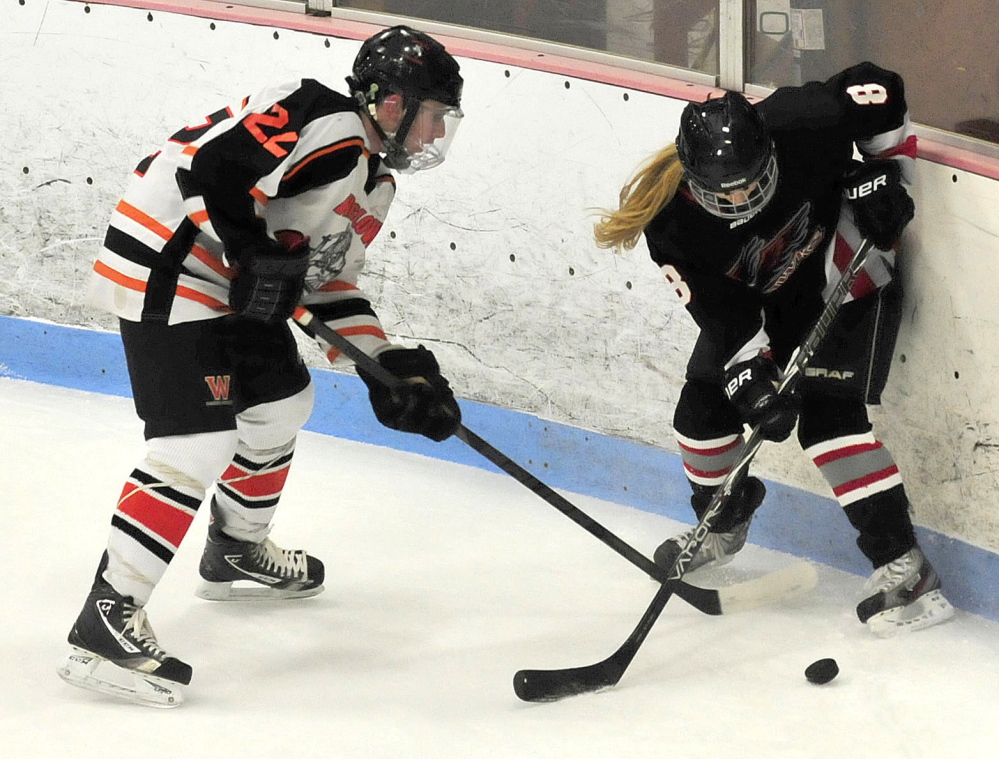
<box><xmin>195</xmin><ymin>579</ymin><xmax>325</xmax><ymax>601</ymax></box>
<box><xmin>866</xmin><ymin>589</ymin><xmax>956</xmax><ymax>638</ymax></box>
<box><xmin>57</xmin><ymin>647</ymin><xmax>184</xmax><ymax>708</ymax></box>
<box><xmin>714</xmin><ymin>562</ymin><xmax>819</xmax><ymax>613</ymax></box>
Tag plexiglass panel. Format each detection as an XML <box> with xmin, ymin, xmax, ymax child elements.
<box><xmin>336</xmin><ymin>1</ymin><xmax>720</xmax><ymax>75</ymax></box>
<box><xmin>317</xmin><ymin>1</ymin><xmax>996</xmax><ymax>146</ymax></box>
<box><xmin>747</xmin><ymin>0</ymin><xmax>999</xmax><ymax>145</ymax></box>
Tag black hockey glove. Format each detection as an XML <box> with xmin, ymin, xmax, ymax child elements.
<box><xmin>357</xmin><ymin>346</ymin><xmax>462</xmax><ymax>442</ymax></box>
<box><xmin>843</xmin><ymin>160</ymin><xmax>914</xmax><ymax>250</ymax></box>
<box><xmin>229</xmin><ymin>232</ymin><xmax>310</xmax><ymax>324</ymax></box>
<box><xmin>724</xmin><ymin>355</ymin><xmax>798</xmax><ymax>442</ymax></box>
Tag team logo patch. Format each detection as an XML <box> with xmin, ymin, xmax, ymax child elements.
<box><xmin>304</xmin><ymin>230</ymin><xmax>352</xmax><ymax>291</ymax></box>
<box><xmin>204</xmin><ymin>375</ymin><xmax>233</xmax><ymax>406</ymax></box>
<box><xmin>728</xmin><ymin>203</ymin><xmax>825</xmax><ymax>293</ymax></box>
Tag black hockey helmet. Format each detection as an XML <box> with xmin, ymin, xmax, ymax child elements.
<box><xmin>676</xmin><ymin>91</ymin><xmax>778</xmax><ymax>219</ymax></box>
<box><xmin>347</xmin><ymin>26</ymin><xmax>464</xmax><ymax>172</ymax></box>
<box><xmin>348</xmin><ymin>25</ymin><xmax>463</xmax><ymax>108</ymax></box>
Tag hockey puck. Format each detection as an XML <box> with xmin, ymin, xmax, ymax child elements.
<box><xmin>804</xmin><ymin>658</ymin><xmax>839</xmax><ymax>685</ymax></box>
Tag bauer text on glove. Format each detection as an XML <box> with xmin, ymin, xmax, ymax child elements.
<box><xmin>724</xmin><ymin>355</ymin><xmax>798</xmax><ymax>442</ymax></box>
<box><xmin>842</xmin><ymin>160</ymin><xmax>914</xmax><ymax>251</ymax></box>
<box><xmin>356</xmin><ymin>346</ymin><xmax>461</xmax><ymax>442</ymax></box>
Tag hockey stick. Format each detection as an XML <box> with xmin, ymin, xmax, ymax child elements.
<box><xmin>292</xmin><ymin>307</ymin><xmax>812</xmax><ymax>616</ymax></box>
<box><xmin>513</xmin><ymin>238</ymin><xmax>875</xmax><ymax>702</ymax></box>
<box><xmin>456</xmin><ymin>425</ymin><xmax>814</xmax><ymax>614</ymax></box>
<box><xmin>292</xmin><ymin>308</ymin><xmax>669</xmax><ymax>579</ymax></box>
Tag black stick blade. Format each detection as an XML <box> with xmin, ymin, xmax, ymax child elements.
<box><xmin>512</xmin><ymin>583</ymin><xmax>671</xmax><ymax>703</ymax></box>
<box><xmin>513</xmin><ymin>659</ymin><xmax>623</xmax><ymax>702</ymax></box>
<box><xmin>669</xmin><ymin>580</ymin><xmax>722</xmax><ymax>615</ymax></box>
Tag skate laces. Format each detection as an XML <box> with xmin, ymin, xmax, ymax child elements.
<box><xmin>702</xmin><ymin>531</ymin><xmax>736</xmax><ymax>559</ymax></box>
<box><xmin>863</xmin><ymin>549</ymin><xmax>921</xmax><ymax>595</ymax></box>
<box><xmin>674</xmin><ymin>528</ymin><xmax>734</xmax><ymax>562</ymax></box>
<box><xmin>250</xmin><ymin>538</ymin><xmax>308</xmax><ymax>578</ymax></box>
<box><xmin>121</xmin><ymin>605</ymin><xmax>166</xmax><ymax>658</ymax></box>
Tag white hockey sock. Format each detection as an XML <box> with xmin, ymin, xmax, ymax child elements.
<box><xmin>211</xmin><ymin>438</ymin><xmax>297</xmax><ymax>543</ymax></box>
<box><xmin>104</xmin><ymin>431</ymin><xmax>238</xmax><ymax>604</ymax></box>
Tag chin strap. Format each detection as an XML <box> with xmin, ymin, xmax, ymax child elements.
<box><xmin>353</xmin><ymin>87</ymin><xmax>421</xmax><ymax>171</ymax></box>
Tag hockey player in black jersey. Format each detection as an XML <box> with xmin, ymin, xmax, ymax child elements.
<box><xmin>59</xmin><ymin>26</ymin><xmax>465</xmax><ymax>707</ymax></box>
<box><xmin>594</xmin><ymin>62</ymin><xmax>954</xmax><ymax>637</ymax></box>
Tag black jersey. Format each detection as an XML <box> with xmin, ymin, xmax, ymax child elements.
<box><xmin>645</xmin><ymin>62</ymin><xmax>916</xmax><ymax>371</ymax></box>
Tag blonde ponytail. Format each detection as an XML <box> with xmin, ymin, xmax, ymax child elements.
<box><xmin>593</xmin><ymin>144</ymin><xmax>685</xmax><ymax>251</ymax></box>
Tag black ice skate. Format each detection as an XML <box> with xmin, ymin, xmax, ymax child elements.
<box><xmin>653</xmin><ymin>477</ymin><xmax>766</xmax><ymax>574</ymax></box>
<box><xmin>196</xmin><ymin>520</ymin><xmax>325</xmax><ymax>601</ymax></box>
<box><xmin>857</xmin><ymin>547</ymin><xmax>956</xmax><ymax>637</ymax></box>
<box><xmin>58</xmin><ymin>577</ymin><xmax>191</xmax><ymax>708</ymax></box>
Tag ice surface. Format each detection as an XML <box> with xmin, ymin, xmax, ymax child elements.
<box><xmin>2</xmin><ymin>378</ymin><xmax>997</xmax><ymax>758</ymax></box>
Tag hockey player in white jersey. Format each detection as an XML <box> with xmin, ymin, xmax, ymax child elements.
<box><xmin>59</xmin><ymin>26</ymin><xmax>464</xmax><ymax>707</ymax></box>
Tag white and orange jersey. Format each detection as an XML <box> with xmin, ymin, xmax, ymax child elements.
<box><xmin>88</xmin><ymin>78</ymin><xmax>399</xmax><ymax>363</ymax></box>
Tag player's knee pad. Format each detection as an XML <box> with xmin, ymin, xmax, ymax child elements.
<box><xmin>673</xmin><ymin>380</ymin><xmax>743</xmax><ymax>440</ymax></box>
<box><xmin>796</xmin><ymin>394</ymin><xmax>872</xmax><ymax>449</ymax></box>
<box><xmin>144</xmin><ymin>430</ymin><xmax>241</xmax><ymax>491</ymax></box>
<box><xmin>236</xmin><ymin>382</ymin><xmax>315</xmax><ymax>451</ymax></box>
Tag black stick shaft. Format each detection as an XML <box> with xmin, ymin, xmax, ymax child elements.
<box><xmin>293</xmin><ymin>309</ymin><xmax>811</xmax><ymax>619</ymax></box>
<box><xmin>291</xmin><ymin>308</ymin><xmax>674</xmax><ymax>584</ymax></box>
<box><xmin>513</xmin><ymin>239</ymin><xmax>874</xmax><ymax>702</ymax></box>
